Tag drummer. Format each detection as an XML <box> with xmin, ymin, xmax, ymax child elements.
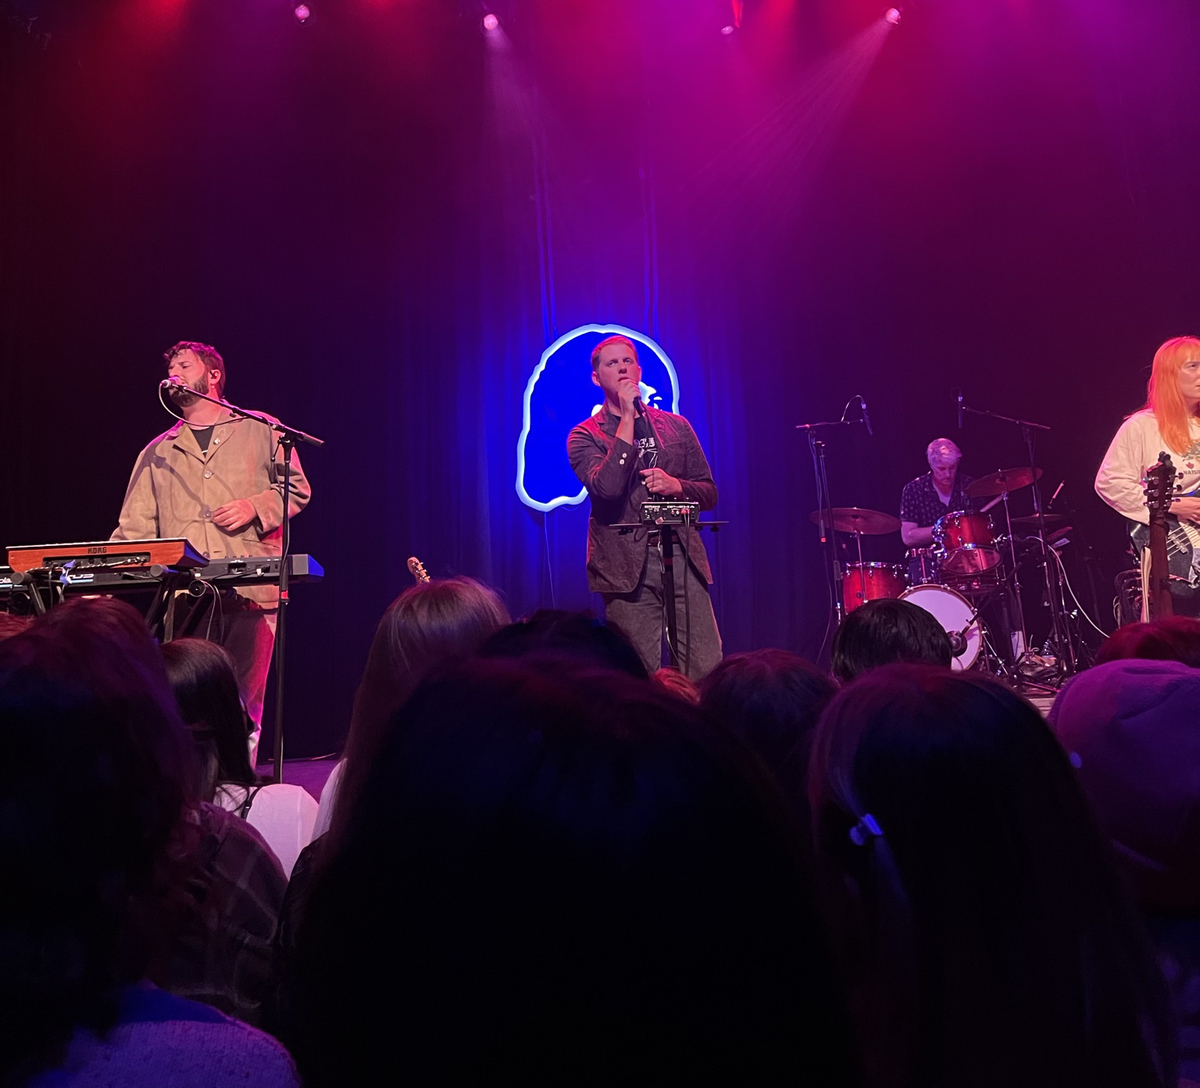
<box><xmin>900</xmin><ymin>438</ymin><xmax>977</xmax><ymax>582</ymax></box>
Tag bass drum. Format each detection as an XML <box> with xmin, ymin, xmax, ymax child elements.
<box><xmin>899</xmin><ymin>583</ymin><xmax>983</xmax><ymax>671</ymax></box>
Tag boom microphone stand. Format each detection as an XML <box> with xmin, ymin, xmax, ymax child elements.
<box><xmin>959</xmin><ymin>396</ymin><xmax>1075</xmax><ymax>685</ymax></box>
<box><xmin>796</xmin><ymin>400</ymin><xmax>870</xmax><ymax>633</ymax></box>
<box><xmin>160</xmin><ymin>380</ymin><xmax>324</xmax><ymax>783</ymax></box>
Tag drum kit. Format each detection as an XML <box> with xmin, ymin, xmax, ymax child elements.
<box><xmin>810</xmin><ymin>466</ymin><xmax>1057</xmax><ymax>675</ymax></box>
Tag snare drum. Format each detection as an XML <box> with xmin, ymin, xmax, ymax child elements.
<box><xmin>934</xmin><ymin>510</ymin><xmax>1000</xmax><ymax>576</ymax></box>
<box><xmin>842</xmin><ymin>562</ymin><xmax>907</xmax><ymax>615</ymax></box>
<box><xmin>940</xmin><ymin>565</ymin><xmax>1003</xmax><ymax>595</ymax></box>
<box><xmin>906</xmin><ymin>547</ymin><xmax>939</xmax><ymax>586</ymax></box>
<box><xmin>899</xmin><ymin>583</ymin><xmax>983</xmax><ymax>671</ymax></box>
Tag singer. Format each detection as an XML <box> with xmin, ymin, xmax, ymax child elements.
<box><xmin>112</xmin><ymin>342</ymin><xmax>312</xmax><ymax>758</ymax></box>
<box><xmin>566</xmin><ymin>334</ymin><xmax>722</xmax><ymax>678</ymax></box>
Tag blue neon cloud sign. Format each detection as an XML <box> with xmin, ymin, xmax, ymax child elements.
<box><xmin>516</xmin><ymin>324</ymin><xmax>681</xmax><ymax>513</ymax></box>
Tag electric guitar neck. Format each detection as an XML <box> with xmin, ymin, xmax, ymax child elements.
<box><xmin>1143</xmin><ymin>452</ymin><xmax>1178</xmax><ymax>618</ymax></box>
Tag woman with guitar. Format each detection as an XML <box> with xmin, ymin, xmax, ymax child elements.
<box><xmin>1097</xmin><ymin>336</ymin><xmax>1200</xmax><ymax>610</ymax></box>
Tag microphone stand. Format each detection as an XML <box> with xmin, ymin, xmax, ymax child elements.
<box><xmin>796</xmin><ymin>414</ymin><xmax>868</xmax><ymax>635</ymax></box>
<box><xmin>163</xmin><ymin>383</ymin><xmax>324</xmax><ymax>783</ymax></box>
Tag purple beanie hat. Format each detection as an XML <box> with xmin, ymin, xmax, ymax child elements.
<box><xmin>1049</xmin><ymin>658</ymin><xmax>1200</xmax><ymax>911</ymax></box>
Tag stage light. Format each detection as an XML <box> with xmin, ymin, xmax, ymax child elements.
<box><xmin>482</xmin><ymin>12</ymin><xmax>499</xmax><ymax>31</ymax></box>
<box><xmin>719</xmin><ymin>0</ymin><xmax>743</xmax><ymax>35</ymax></box>
<box><xmin>294</xmin><ymin>3</ymin><xmax>311</xmax><ymax>22</ymax></box>
<box><xmin>884</xmin><ymin>7</ymin><xmax>902</xmax><ymax>25</ymax></box>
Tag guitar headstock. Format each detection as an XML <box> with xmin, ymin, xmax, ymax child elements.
<box><xmin>1144</xmin><ymin>451</ymin><xmax>1178</xmax><ymax>520</ymax></box>
<box><xmin>407</xmin><ymin>556</ymin><xmax>431</xmax><ymax>583</ymax></box>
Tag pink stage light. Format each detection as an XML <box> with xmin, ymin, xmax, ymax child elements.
<box><xmin>482</xmin><ymin>13</ymin><xmax>499</xmax><ymax>31</ymax></box>
<box><xmin>884</xmin><ymin>7</ymin><xmax>902</xmax><ymax>25</ymax></box>
<box><xmin>294</xmin><ymin>3</ymin><xmax>311</xmax><ymax>22</ymax></box>
<box><xmin>721</xmin><ymin>0</ymin><xmax>743</xmax><ymax>34</ymax></box>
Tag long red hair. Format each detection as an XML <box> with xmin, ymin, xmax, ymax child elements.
<box><xmin>1143</xmin><ymin>336</ymin><xmax>1200</xmax><ymax>454</ymax></box>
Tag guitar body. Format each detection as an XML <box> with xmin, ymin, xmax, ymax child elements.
<box><xmin>1129</xmin><ymin>514</ymin><xmax>1198</xmax><ymax>584</ymax></box>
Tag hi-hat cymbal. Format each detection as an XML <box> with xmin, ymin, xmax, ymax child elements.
<box><xmin>1009</xmin><ymin>513</ymin><xmax>1069</xmax><ymax>528</ymax></box>
<box><xmin>965</xmin><ymin>467</ymin><xmax>1044</xmax><ymax>498</ymax></box>
<box><xmin>810</xmin><ymin>507</ymin><xmax>902</xmax><ymax>535</ymax></box>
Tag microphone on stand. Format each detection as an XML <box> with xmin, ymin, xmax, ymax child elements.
<box><xmin>160</xmin><ymin>376</ymin><xmax>190</xmax><ymax>392</ymax></box>
<box><xmin>858</xmin><ymin>395</ymin><xmax>874</xmax><ymax>437</ymax></box>
<box><xmin>955</xmin><ymin>388</ymin><xmax>964</xmax><ymax>430</ymax></box>
<box><xmin>947</xmin><ymin>627</ymin><xmax>970</xmax><ymax>658</ymax></box>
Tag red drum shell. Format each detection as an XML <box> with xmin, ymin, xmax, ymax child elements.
<box><xmin>842</xmin><ymin>562</ymin><xmax>907</xmax><ymax>615</ymax></box>
<box><xmin>935</xmin><ymin>511</ymin><xmax>999</xmax><ymax>575</ymax></box>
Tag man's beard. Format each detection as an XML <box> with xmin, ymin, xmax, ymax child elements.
<box><xmin>169</xmin><ymin>371</ymin><xmax>209</xmax><ymax>408</ymax></box>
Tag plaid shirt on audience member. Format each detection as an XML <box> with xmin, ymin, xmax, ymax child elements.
<box><xmin>153</xmin><ymin>802</ymin><xmax>288</xmax><ymax>1027</ymax></box>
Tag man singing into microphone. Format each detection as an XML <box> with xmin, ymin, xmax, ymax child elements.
<box><xmin>112</xmin><ymin>341</ymin><xmax>312</xmax><ymax>759</ymax></box>
<box><xmin>566</xmin><ymin>334</ymin><xmax>721</xmax><ymax>678</ymax></box>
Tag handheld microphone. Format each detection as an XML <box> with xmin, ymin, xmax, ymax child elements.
<box><xmin>634</xmin><ymin>396</ymin><xmax>645</xmax><ymax>417</ymax></box>
<box><xmin>859</xmin><ymin>395</ymin><xmax>873</xmax><ymax>437</ymax></box>
<box><xmin>160</xmin><ymin>376</ymin><xmax>190</xmax><ymax>391</ymax></box>
<box><xmin>955</xmin><ymin>388</ymin><xmax>964</xmax><ymax>430</ymax></box>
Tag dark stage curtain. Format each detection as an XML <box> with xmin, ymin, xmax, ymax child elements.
<box><xmin>5</xmin><ymin>0</ymin><xmax>1200</xmax><ymax>754</ymax></box>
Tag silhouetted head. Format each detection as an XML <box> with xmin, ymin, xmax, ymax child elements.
<box><xmin>0</xmin><ymin>612</ymin><xmax>31</xmax><ymax>641</ymax></box>
<box><xmin>1096</xmin><ymin>616</ymin><xmax>1200</xmax><ymax>669</ymax></box>
<box><xmin>0</xmin><ymin>601</ymin><xmax>192</xmax><ymax>1084</ymax></box>
<box><xmin>651</xmin><ymin>666</ymin><xmax>702</xmax><ymax>704</ymax></box>
<box><xmin>284</xmin><ymin>656</ymin><xmax>856</xmax><ymax>1086</ymax></box>
<box><xmin>831</xmin><ymin>598</ymin><xmax>951</xmax><ymax>683</ymax></box>
<box><xmin>479</xmin><ymin>608</ymin><xmax>649</xmax><ymax>679</ymax></box>
<box><xmin>340</xmin><ymin>576</ymin><xmax>510</xmax><ymax>807</ymax></box>
<box><xmin>809</xmin><ymin>664</ymin><xmax>1175</xmax><ymax>1088</ymax></box>
<box><xmin>700</xmin><ymin>648</ymin><xmax>835</xmax><ymax>818</ymax></box>
<box><xmin>162</xmin><ymin>638</ymin><xmax>256</xmax><ymax>801</ymax></box>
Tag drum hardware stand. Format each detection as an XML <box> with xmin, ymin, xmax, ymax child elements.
<box><xmin>959</xmin><ymin>398</ymin><xmax>1074</xmax><ymax>685</ymax></box>
<box><xmin>935</xmin><ymin>580</ymin><xmax>1015</xmax><ymax>681</ymax></box>
<box><xmin>995</xmin><ymin>481</ymin><xmax>1033</xmax><ymax>670</ymax></box>
<box><xmin>796</xmin><ymin>405</ymin><xmax>870</xmax><ymax>631</ymax></box>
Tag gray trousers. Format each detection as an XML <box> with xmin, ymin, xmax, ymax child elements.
<box><xmin>602</xmin><ymin>541</ymin><xmax>722</xmax><ymax>680</ymax></box>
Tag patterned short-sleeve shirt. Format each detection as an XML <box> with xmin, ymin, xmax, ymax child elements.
<box><xmin>900</xmin><ymin>471</ymin><xmax>976</xmax><ymax>529</ymax></box>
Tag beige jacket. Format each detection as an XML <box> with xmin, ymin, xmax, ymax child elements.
<box><xmin>112</xmin><ymin>408</ymin><xmax>312</xmax><ymax>603</ymax></box>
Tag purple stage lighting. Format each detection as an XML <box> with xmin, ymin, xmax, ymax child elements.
<box><xmin>884</xmin><ymin>7</ymin><xmax>902</xmax><ymax>25</ymax></box>
<box><xmin>482</xmin><ymin>13</ymin><xmax>499</xmax><ymax>31</ymax></box>
<box><xmin>294</xmin><ymin>3</ymin><xmax>311</xmax><ymax>23</ymax></box>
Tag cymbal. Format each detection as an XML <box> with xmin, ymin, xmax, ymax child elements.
<box><xmin>811</xmin><ymin>507</ymin><xmax>902</xmax><ymax>535</ymax></box>
<box><xmin>965</xmin><ymin>467</ymin><xmax>1044</xmax><ymax>498</ymax></box>
<box><xmin>1009</xmin><ymin>513</ymin><xmax>1069</xmax><ymax>528</ymax></box>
